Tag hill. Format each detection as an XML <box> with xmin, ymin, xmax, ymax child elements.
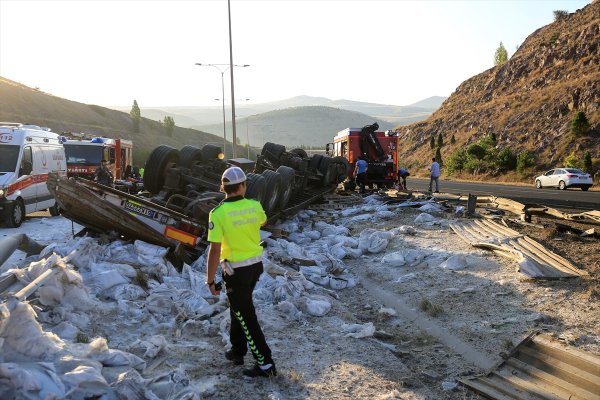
<box><xmin>397</xmin><ymin>2</ymin><xmax>600</xmax><ymax>179</ymax></box>
<box><xmin>116</xmin><ymin>95</ymin><xmax>446</xmax><ymax>131</ymax></box>
<box><xmin>0</xmin><ymin>77</ymin><xmax>244</xmax><ymax>162</ymax></box>
<box><xmin>193</xmin><ymin>106</ymin><xmax>395</xmax><ymax>148</ymax></box>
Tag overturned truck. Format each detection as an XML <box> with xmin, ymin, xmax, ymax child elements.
<box><xmin>48</xmin><ymin>142</ymin><xmax>350</xmax><ymax>264</ymax></box>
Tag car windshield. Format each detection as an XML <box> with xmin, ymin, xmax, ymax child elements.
<box><xmin>65</xmin><ymin>145</ymin><xmax>103</xmax><ymax>165</ymax></box>
<box><xmin>0</xmin><ymin>145</ymin><xmax>20</xmax><ymax>172</ymax></box>
<box><xmin>564</xmin><ymin>168</ymin><xmax>584</xmax><ymax>174</ymax></box>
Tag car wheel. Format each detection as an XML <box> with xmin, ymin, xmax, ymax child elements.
<box><xmin>535</xmin><ymin>180</ymin><xmax>542</xmax><ymax>189</ymax></box>
<box><xmin>558</xmin><ymin>180</ymin><xmax>566</xmax><ymax>190</ymax></box>
<box><xmin>7</xmin><ymin>199</ymin><xmax>25</xmax><ymax>228</ymax></box>
<box><xmin>581</xmin><ymin>186</ymin><xmax>589</xmax><ymax>191</ymax></box>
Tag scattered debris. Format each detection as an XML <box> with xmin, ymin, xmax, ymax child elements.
<box><xmin>459</xmin><ymin>332</ymin><xmax>600</xmax><ymax>400</ymax></box>
<box><xmin>449</xmin><ymin>219</ymin><xmax>587</xmax><ymax>279</ymax></box>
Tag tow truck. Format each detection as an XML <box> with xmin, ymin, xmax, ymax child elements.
<box><xmin>327</xmin><ymin>123</ymin><xmax>399</xmax><ymax>190</ymax></box>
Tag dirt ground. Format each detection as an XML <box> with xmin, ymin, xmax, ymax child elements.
<box><xmin>25</xmin><ymin>200</ymin><xmax>595</xmax><ymax>399</ymax></box>
<box><xmin>108</xmin><ymin>203</ymin><xmax>596</xmax><ymax>400</ymax></box>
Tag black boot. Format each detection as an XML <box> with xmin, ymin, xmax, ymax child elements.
<box><xmin>225</xmin><ymin>350</ymin><xmax>244</xmax><ymax>366</ymax></box>
<box><xmin>242</xmin><ymin>363</ymin><xmax>277</xmax><ymax>378</ymax></box>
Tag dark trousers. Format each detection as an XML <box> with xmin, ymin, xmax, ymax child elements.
<box><xmin>223</xmin><ymin>262</ymin><xmax>273</xmax><ymax>366</ymax></box>
<box><xmin>356</xmin><ymin>172</ymin><xmax>366</xmax><ymax>193</ymax></box>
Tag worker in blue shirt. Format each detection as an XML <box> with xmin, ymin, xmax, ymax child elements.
<box><xmin>354</xmin><ymin>156</ymin><xmax>368</xmax><ymax>194</ymax></box>
<box><xmin>397</xmin><ymin>167</ymin><xmax>410</xmax><ymax>190</ymax></box>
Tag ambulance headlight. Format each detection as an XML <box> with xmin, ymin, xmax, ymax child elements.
<box><xmin>0</xmin><ymin>188</ymin><xmax>5</xmax><ymax>198</ymax></box>
<box><xmin>218</xmin><ymin>152</ymin><xmax>225</xmax><ymax>160</ymax></box>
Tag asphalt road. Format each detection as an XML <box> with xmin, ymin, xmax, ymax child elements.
<box><xmin>407</xmin><ymin>178</ymin><xmax>600</xmax><ymax>211</ymax></box>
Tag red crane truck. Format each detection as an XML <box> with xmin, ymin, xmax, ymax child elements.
<box><xmin>327</xmin><ymin>123</ymin><xmax>398</xmax><ymax>191</ymax></box>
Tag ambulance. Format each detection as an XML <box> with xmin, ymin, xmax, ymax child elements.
<box><xmin>0</xmin><ymin>123</ymin><xmax>67</xmax><ymax>227</ymax></box>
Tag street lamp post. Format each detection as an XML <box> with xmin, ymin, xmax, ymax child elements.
<box><xmin>195</xmin><ymin>63</ymin><xmax>249</xmax><ymax>158</ymax></box>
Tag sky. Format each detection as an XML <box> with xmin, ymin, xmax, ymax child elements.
<box><xmin>0</xmin><ymin>0</ymin><xmax>591</xmax><ymax>108</ymax></box>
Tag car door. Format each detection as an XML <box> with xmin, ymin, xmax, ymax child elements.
<box><xmin>552</xmin><ymin>169</ymin><xmax>566</xmax><ymax>187</ymax></box>
<box><xmin>540</xmin><ymin>170</ymin><xmax>554</xmax><ymax>186</ymax></box>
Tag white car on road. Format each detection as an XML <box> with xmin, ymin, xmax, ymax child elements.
<box><xmin>535</xmin><ymin>168</ymin><xmax>593</xmax><ymax>191</ymax></box>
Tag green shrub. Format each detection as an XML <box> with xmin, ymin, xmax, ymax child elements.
<box><xmin>553</xmin><ymin>10</ymin><xmax>568</xmax><ymax>21</ymax></box>
<box><xmin>495</xmin><ymin>147</ymin><xmax>517</xmax><ymax>171</ymax></box>
<box><xmin>466</xmin><ymin>143</ymin><xmax>487</xmax><ymax>160</ymax></box>
<box><xmin>516</xmin><ymin>151</ymin><xmax>535</xmax><ymax>175</ymax></box>
<box><xmin>445</xmin><ymin>149</ymin><xmax>466</xmax><ymax>175</ymax></box>
<box><xmin>571</xmin><ymin>111</ymin><xmax>590</xmax><ymax>137</ymax></box>
<box><xmin>564</xmin><ymin>151</ymin><xmax>580</xmax><ymax>168</ymax></box>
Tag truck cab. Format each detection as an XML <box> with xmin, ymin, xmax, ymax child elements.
<box><xmin>0</xmin><ymin>123</ymin><xmax>67</xmax><ymax>227</ymax></box>
<box><xmin>64</xmin><ymin>137</ymin><xmax>133</xmax><ymax>180</ymax></box>
<box><xmin>330</xmin><ymin>123</ymin><xmax>398</xmax><ymax>190</ymax></box>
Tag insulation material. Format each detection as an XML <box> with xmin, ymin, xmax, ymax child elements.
<box><xmin>87</xmin><ymin>337</ymin><xmax>145</xmax><ymax>370</ymax></box>
<box><xmin>0</xmin><ymin>362</ymin><xmax>66</xmax><ymax>399</ymax></box>
<box><xmin>0</xmin><ymin>301</ymin><xmax>64</xmax><ymax>359</ymax></box>
<box><xmin>61</xmin><ymin>365</ymin><xmax>109</xmax><ymax>398</ymax></box>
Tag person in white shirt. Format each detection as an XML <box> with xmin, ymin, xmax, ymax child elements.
<box><xmin>428</xmin><ymin>157</ymin><xmax>441</xmax><ymax>193</ymax></box>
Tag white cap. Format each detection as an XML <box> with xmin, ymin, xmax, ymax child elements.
<box><xmin>221</xmin><ymin>166</ymin><xmax>247</xmax><ymax>185</ymax></box>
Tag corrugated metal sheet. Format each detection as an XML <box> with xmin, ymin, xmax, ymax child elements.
<box><xmin>459</xmin><ymin>332</ymin><xmax>600</xmax><ymax>400</ymax></box>
<box><xmin>449</xmin><ymin>219</ymin><xmax>587</xmax><ymax>278</ymax></box>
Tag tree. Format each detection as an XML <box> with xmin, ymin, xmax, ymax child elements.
<box><xmin>564</xmin><ymin>151</ymin><xmax>580</xmax><ymax>168</ymax></box>
<box><xmin>445</xmin><ymin>148</ymin><xmax>466</xmax><ymax>175</ymax></box>
<box><xmin>489</xmin><ymin>132</ymin><xmax>497</xmax><ymax>145</ymax></box>
<box><xmin>430</xmin><ymin>135</ymin><xmax>435</xmax><ymax>150</ymax></box>
<box><xmin>553</xmin><ymin>10</ymin><xmax>568</xmax><ymax>21</ymax></box>
<box><xmin>437</xmin><ymin>132</ymin><xmax>443</xmax><ymax>148</ymax></box>
<box><xmin>450</xmin><ymin>133</ymin><xmax>456</xmax><ymax>145</ymax></box>
<box><xmin>571</xmin><ymin>111</ymin><xmax>590</xmax><ymax>137</ymax></box>
<box><xmin>495</xmin><ymin>147</ymin><xmax>517</xmax><ymax>171</ymax></box>
<box><xmin>494</xmin><ymin>41</ymin><xmax>508</xmax><ymax>65</ymax></box>
<box><xmin>435</xmin><ymin>147</ymin><xmax>443</xmax><ymax>167</ymax></box>
<box><xmin>130</xmin><ymin>100</ymin><xmax>141</xmax><ymax>133</ymax></box>
<box><xmin>583</xmin><ymin>151</ymin><xmax>593</xmax><ymax>174</ymax></box>
<box><xmin>162</xmin><ymin>116</ymin><xmax>175</xmax><ymax>137</ymax></box>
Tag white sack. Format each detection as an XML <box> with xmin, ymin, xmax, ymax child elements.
<box><xmin>342</xmin><ymin>322</ymin><xmax>376</xmax><ymax>338</ymax></box>
<box><xmin>415</xmin><ymin>213</ymin><xmax>436</xmax><ymax>224</ymax></box>
<box><xmin>440</xmin><ymin>255</ymin><xmax>468</xmax><ymax>270</ymax></box>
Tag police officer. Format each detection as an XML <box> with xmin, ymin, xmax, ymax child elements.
<box><xmin>205</xmin><ymin>166</ymin><xmax>276</xmax><ymax>378</ymax></box>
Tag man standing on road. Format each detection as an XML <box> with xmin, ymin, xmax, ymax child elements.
<box><xmin>428</xmin><ymin>157</ymin><xmax>441</xmax><ymax>193</ymax></box>
<box><xmin>205</xmin><ymin>166</ymin><xmax>277</xmax><ymax>378</ymax></box>
<box><xmin>94</xmin><ymin>159</ymin><xmax>113</xmax><ymax>187</ymax></box>
<box><xmin>354</xmin><ymin>156</ymin><xmax>368</xmax><ymax>194</ymax></box>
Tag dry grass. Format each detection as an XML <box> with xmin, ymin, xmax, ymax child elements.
<box><xmin>418</xmin><ymin>298</ymin><xmax>444</xmax><ymax>317</ymax></box>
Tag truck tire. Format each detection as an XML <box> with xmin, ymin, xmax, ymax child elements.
<box><xmin>144</xmin><ymin>145</ymin><xmax>180</xmax><ymax>194</ymax></box>
<box><xmin>261</xmin><ymin>142</ymin><xmax>286</xmax><ymax>161</ymax></box>
<box><xmin>179</xmin><ymin>145</ymin><xmax>203</xmax><ymax>168</ymax></box>
<box><xmin>7</xmin><ymin>199</ymin><xmax>25</xmax><ymax>228</ymax></box>
<box><xmin>318</xmin><ymin>156</ymin><xmax>333</xmax><ymax>175</ymax></box>
<box><xmin>49</xmin><ymin>201</ymin><xmax>61</xmax><ymax>216</ymax></box>
<box><xmin>290</xmin><ymin>148</ymin><xmax>308</xmax><ymax>159</ymax></box>
<box><xmin>332</xmin><ymin>156</ymin><xmax>350</xmax><ymax>182</ymax></box>
<box><xmin>309</xmin><ymin>154</ymin><xmax>323</xmax><ymax>170</ymax></box>
<box><xmin>260</xmin><ymin>170</ymin><xmax>282</xmax><ymax>214</ymax></box>
<box><xmin>276</xmin><ymin>166</ymin><xmax>295</xmax><ymax>210</ymax></box>
<box><xmin>246</xmin><ymin>173</ymin><xmax>266</xmax><ymax>204</ymax></box>
<box><xmin>201</xmin><ymin>144</ymin><xmax>223</xmax><ymax>160</ymax></box>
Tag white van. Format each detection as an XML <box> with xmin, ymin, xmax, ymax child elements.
<box><xmin>0</xmin><ymin>123</ymin><xmax>67</xmax><ymax>227</ymax></box>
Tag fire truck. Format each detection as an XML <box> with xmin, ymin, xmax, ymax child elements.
<box><xmin>63</xmin><ymin>137</ymin><xmax>133</xmax><ymax>180</ymax></box>
<box><xmin>327</xmin><ymin>123</ymin><xmax>399</xmax><ymax>190</ymax></box>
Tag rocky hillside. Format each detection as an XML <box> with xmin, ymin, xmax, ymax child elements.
<box><xmin>0</xmin><ymin>77</ymin><xmax>244</xmax><ymax>162</ymax></box>
<box><xmin>398</xmin><ymin>1</ymin><xmax>599</xmax><ymax>177</ymax></box>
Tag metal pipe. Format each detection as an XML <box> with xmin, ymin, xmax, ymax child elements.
<box><xmin>0</xmin><ymin>234</ymin><xmax>45</xmax><ymax>268</ymax></box>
